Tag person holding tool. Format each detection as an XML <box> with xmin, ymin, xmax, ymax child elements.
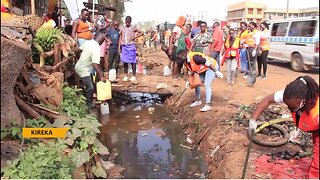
<box><xmin>248</xmin><ymin>76</ymin><xmax>319</xmax><ymax>178</ymax></box>
<box><xmin>176</xmin><ymin>49</ymin><xmax>223</xmax><ymax>112</ymax></box>
<box><xmin>244</xmin><ymin>22</ymin><xmax>260</xmax><ymax>86</ymax></box>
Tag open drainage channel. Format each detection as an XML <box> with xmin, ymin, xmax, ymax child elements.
<box><xmin>98</xmin><ymin>92</ymin><xmax>208</xmax><ymax>178</ymax></box>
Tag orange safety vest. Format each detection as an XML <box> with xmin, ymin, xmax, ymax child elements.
<box><xmin>260</xmin><ymin>29</ymin><xmax>270</xmax><ymax>51</ymax></box>
<box><xmin>246</xmin><ymin>29</ymin><xmax>259</xmax><ymax>47</ymax></box>
<box><xmin>186</xmin><ymin>52</ymin><xmax>217</xmax><ymax>73</ymax></box>
<box><xmin>77</xmin><ymin>19</ymin><xmax>93</xmax><ymax>40</ymax></box>
<box><xmin>291</xmin><ymin>97</ymin><xmax>319</xmax><ymax>132</ymax></box>
<box><xmin>224</xmin><ymin>36</ymin><xmax>240</xmax><ymax>58</ymax></box>
<box><xmin>239</xmin><ymin>30</ymin><xmax>250</xmax><ymax>44</ymax></box>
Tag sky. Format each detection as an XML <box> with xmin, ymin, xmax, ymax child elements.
<box><xmin>124</xmin><ymin>0</ymin><xmax>319</xmax><ymax>24</ymax></box>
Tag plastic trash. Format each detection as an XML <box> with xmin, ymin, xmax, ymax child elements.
<box><xmin>96</xmin><ymin>80</ymin><xmax>112</xmax><ymax>101</ymax></box>
<box><xmin>100</xmin><ymin>102</ymin><xmax>110</xmax><ymax>115</ymax></box>
<box><xmin>163</xmin><ymin>65</ymin><xmax>171</xmax><ymax>76</ymax></box>
<box><xmin>108</xmin><ymin>69</ymin><xmax>117</xmax><ymax>81</ymax></box>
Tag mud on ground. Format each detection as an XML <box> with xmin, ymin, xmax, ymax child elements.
<box><xmin>137</xmin><ymin>50</ymin><xmax>318</xmax><ymax>178</ymax></box>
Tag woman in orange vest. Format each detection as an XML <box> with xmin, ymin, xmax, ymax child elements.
<box><xmin>71</xmin><ymin>8</ymin><xmax>93</xmax><ymax>46</ymax></box>
<box><xmin>245</xmin><ymin>22</ymin><xmax>260</xmax><ymax>86</ymax></box>
<box><xmin>221</xmin><ymin>28</ymin><xmax>240</xmax><ymax>86</ymax></box>
<box><xmin>249</xmin><ymin>76</ymin><xmax>319</xmax><ymax>179</ymax></box>
<box><xmin>257</xmin><ymin>22</ymin><xmax>270</xmax><ymax>79</ymax></box>
<box><xmin>176</xmin><ymin>49</ymin><xmax>224</xmax><ymax>112</ymax></box>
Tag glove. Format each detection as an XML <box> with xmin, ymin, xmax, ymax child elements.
<box><xmin>248</xmin><ymin>119</ymin><xmax>257</xmax><ymax>137</ymax></box>
<box><xmin>205</xmin><ymin>60</ymin><xmax>212</xmax><ymax>67</ymax></box>
<box><xmin>215</xmin><ymin>71</ymin><xmax>224</xmax><ymax>79</ymax></box>
<box><xmin>185</xmin><ymin>81</ymin><xmax>190</xmax><ymax>88</ymax></box>
<box><xmin>252</xmin><ymin>49</ymin><xmax>257</xmax><ymax>57</ymax></box>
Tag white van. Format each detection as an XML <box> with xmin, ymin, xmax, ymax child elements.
<box><xmin>268</xmin><ymin>16</ymin><xmax>319</xmax><ymax>71</ymax></box>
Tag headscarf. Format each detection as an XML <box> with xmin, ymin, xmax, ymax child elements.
<box><xmin>176</xmin><ymin>16</ymin><xmax>186</xmax><ymax>28</ymax></box>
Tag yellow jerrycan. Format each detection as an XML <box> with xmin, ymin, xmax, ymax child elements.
<box><xmin>96</xmin><ymin>80</ymin><xmax>112</xmax><ymax>101</ymax></box>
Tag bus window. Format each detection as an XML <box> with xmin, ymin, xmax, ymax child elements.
<box><xmin>288</xmin><ymin>20</ymin><xmax>317</xmax><ymax>37</ymax></box>
<box><xmin>271</xmin><ymin>22</ymin><xmax>289</xmax><ymax>36</ymax></box>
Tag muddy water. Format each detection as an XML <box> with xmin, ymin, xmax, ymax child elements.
<box><xmin>98</xmin><ymin>92</ymin><xmax>208</xmax><ymax>179</ymax></box>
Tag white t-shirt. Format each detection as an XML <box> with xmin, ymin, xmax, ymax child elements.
<box><xmin>58</xmin><ymin>16</ymin><xmax>67</xmax><ymax>27</ymax></box>
<box><xmin>274</xmin><ymin>90</ymin><xmax>285</xmax><ymax>103</ymax></box>
<box><xmin>75</xmin><ymin>40</ymin><xmax>100</xmax><ymax>78</ymax></box>
<box><xmin>172</xmin><ymin>26</ymin><xmax>183</xmax><ymax>46</ymax></box>
<box><xmin>253</xmin><ymin>30</ymin><xmax>261</xmax><ymax>46</ymax></box>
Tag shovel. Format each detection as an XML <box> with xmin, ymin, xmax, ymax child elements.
<box><xmin>246</xmin><ymin>49</ymin><xmax>256</xmax><ymax>86</ymax></box>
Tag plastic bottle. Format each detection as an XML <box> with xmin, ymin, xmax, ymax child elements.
<box><xmin>100</xmin><ymin>102</ymin><xmax>110</xmax><ymax>115</ymax></box>
<box><xmin>109</xmin><ymin>69</ymin><xmax>117</xmax><ymax>81</ymax></box>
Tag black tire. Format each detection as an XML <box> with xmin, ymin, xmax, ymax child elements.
<box><xmin>252</xmin><ymin>124</ymin><xmax>289</xmax><ymax>147</ymax></box>
<box><xmin>291</xmin><ymin>53</ymin><xmax>304</xmax><ymax>72</ymax></box>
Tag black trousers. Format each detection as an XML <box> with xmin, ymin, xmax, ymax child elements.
<box><xmin>124</xmin><ymin>63</ymin><xmax>137</xmax><ymax>76</ymax></box>
<box><xmin>108</xmin><ymin>50</ymin><xmax>120</xmax><ymax>72</ymax></box>
<box><xmin>257</xmin><ymin>50</ymin><xmax>269</xmax><ymax>76</ymax></box>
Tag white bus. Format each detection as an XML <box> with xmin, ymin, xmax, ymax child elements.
<box><xmin>268</xmin><ymin>16</ymin><xmax>319</xmax><ymax>71</ymax></box>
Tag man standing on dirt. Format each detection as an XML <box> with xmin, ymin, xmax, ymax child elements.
<box><xmin>106</xmin><ymin>21</ymin><xmax>120</xmax><ymax>73</ymax></box>
<box><xmin>73</xmin><ymin>34</ymin><xmax>107</xmax><ymax>111</ymax></box>
<box><xmin>210</xmin><ymin>22</ymin><xmax>223</xmax><ymax>70</ymax></box>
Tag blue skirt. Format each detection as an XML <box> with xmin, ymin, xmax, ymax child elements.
<box><xmin>121</xmin><ymin>44</ymin><xmax>137</xmax><ymax>63</ymax></box>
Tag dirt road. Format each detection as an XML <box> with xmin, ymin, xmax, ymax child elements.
<box><xmin>142</xmin><ymin>51</ymin><xmax>319</xmax><ymax>178</ymax></box>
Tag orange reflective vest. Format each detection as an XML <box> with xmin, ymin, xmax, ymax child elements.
<box><xmin>224</xmin><ymin>37</ymin><xmax>240</xmax><ymax>58</ymax></box>
<box><xmin>77</xmin><ymin>19</ymin><xmax>93</xmax><ymax>40</ymax></box>
<box><xmin>246</xmin><ymin>29</ymin><xmax>259</xmax><ymax>47</ymax></box>
<box><xmin>291</xmin><ymin>98</ymin><xmax>319</xmax><ymax>132</ymax></box>
<box><xmin>186</xmin><ymin>52</ymin><xmax>217</xmax><ymax>73</ymax></box>
<box><xmin>221</xmin><ymin>36</ymin><xmax>240</xmax><ymax>67</ymax></box>
<box><xmin>260</xmin><ymin>29</ymin><xmax>270</xmax><ymax>51</ymax></box>
<box><xmin>239</xmin><ymin>30</ymin><xmax>250</xmax><ymax>44</ymax></box>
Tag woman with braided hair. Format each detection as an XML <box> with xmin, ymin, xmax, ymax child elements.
<box><xmin>249</xmin><ymin>75</ymin><xmax>319</xmax><ymax>178</ymax></box>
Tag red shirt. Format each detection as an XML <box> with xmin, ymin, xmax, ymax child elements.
<box><xmin>185</xmin><ymin>36</ymin><xmax>191</xmax><ymax>50</ymax></box>
<box><xmin>212</xmin><ymin>27</ymin><xmax>223</xmax><ymax>52</ymax></box>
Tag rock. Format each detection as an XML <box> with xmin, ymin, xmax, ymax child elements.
<box><xmin>101</xmin><ymin>160</ymin><xmax>115</xmax><ymax>171</ymax></box>
<box><xmin>130</xmin><ymin>80</ymin><xmax>139</xmax><ymax>85</ymax></box>
<box><xmin>156</xmin><ymin>83</ymin><xmax>168</xmax><ymax>90</ymax></box>
<box><xmin>148</xmin><ymin>107</ymin><xmax>155</xmax><ymax>113</ymax></box>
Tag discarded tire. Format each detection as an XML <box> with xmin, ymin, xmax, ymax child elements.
<box><xmin>249</xmin><ymin>123</ymin><xmax>290</xmax><ymax>147</ymax></box>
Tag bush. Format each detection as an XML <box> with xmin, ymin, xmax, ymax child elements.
<box><xmin>2</xmin><ymin>142</ymin><xmax>74</xmax><ymax>179</ymax></box>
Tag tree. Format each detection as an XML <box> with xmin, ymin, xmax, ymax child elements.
<box><xmin>136</xmin><ymin>20</ymin><xmax>157</xmax><ymax>31</ymax></box>
<box><xmin>102</xmin><ymin>0</ymin><xmax>132</xmax><ymax>24</ymax></box>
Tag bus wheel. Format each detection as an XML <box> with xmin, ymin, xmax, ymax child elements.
<box><xmin>291</xmin><ymin>53</ymin><xmax>304</xmax><ymax>72</ymax></box>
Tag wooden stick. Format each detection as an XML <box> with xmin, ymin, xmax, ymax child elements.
<box><xmin>31</xmin><ymin>106</ymin><xmax>68</xmax><ymax>120</ymax></box>
<box><xmin>14</xmin><ymin>95</ymin><xmax>41</xmax><ymax>119</ymax></box>
<box><xmin>195</xmin><ymin>127</ymin><xmax>210</xmax><ymax>147</ymax></box>
<box><xmin>52</xmin><ymin>55</ymin><xmax>75</xmax><ymax>72</ymax></box>
<box><xmin>180</xmin><ymin>144</ymin><xmax>192</xmax><ymax>150</ymax></box>
<box><xmin>53</xmin><ymin>43</ymin><xmax>60</xmax><ymax>65</ymax></box>
<box><xmin>28</xmin><ymin>103</ymin><xmax>60</xmax><ymax>115</ymax></box>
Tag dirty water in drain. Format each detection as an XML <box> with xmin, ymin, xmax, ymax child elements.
<box><xmin>98</xmin><ymin>92</ymin><xmax>208</xmax><ymax>178</ymax></box>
